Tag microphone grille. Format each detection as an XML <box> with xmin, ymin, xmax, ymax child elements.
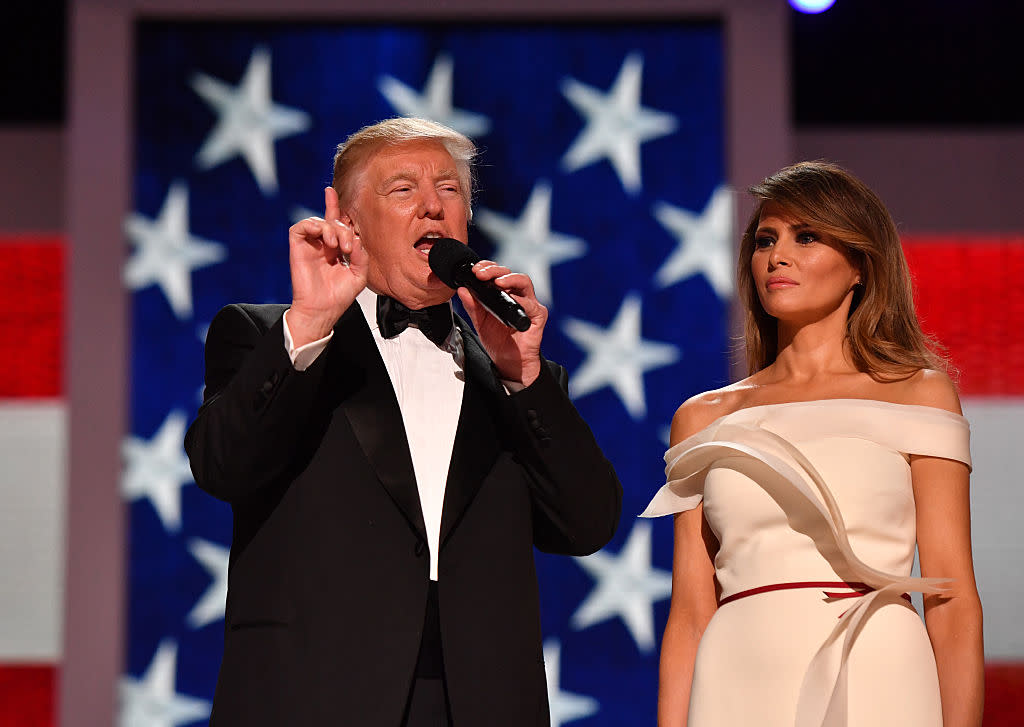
<box><xmin>428</xmin><ymin>238</ymin><xmax>479</xmax><ymax>288</ymax></box>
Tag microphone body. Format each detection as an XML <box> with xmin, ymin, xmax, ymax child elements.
<box><xmin>428</xmin><ymin>238</ymin><xmax>531</xmax><ymax>332</ymax></box>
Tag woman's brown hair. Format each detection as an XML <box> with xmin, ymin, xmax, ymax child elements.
<box><xmin>737</xmin><ymin>161</ymin><xmax>945</xmax><ymax>378</ymax></box>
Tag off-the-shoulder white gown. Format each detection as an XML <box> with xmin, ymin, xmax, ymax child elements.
<box><xmin>642</xmin><ymin>400</ymin><xmax>972</xmax><ymax>727</ymax></box>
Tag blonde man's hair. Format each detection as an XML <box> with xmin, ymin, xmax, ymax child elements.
<box><xmin>331</xmin><ymin>117</ymin><xmax>478</xmax><ymax>219</ymax></box>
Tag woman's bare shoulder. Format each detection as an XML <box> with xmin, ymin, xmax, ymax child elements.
<box><xmin>670</xmin><ymin>379</ymin><xmax>759</xmax><ymax>444</ymax></box>
<box><xmin>900</xmin><ymin>368</ymin><xmax>963</xmax><ymax>414</ymax></box>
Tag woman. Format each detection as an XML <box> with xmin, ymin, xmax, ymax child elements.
<box><xmin>646</xmin><ymin>162</ymin><xmax>983</xmax><ymax>727</ymax></box>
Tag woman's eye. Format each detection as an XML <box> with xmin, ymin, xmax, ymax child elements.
<box><xmin>797</xmin><ymin>232</ymin><xmax>817</xmax><ymax>244</ymax></box>
<box><xmin>754</xmin><ymin>236</ymin><xmax>774</xmax><ymax>249</ymax></box>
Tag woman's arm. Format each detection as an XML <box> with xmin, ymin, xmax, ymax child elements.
<box><xmin>910</xmin><ymin>370</ymin><xmax>984</xmax><ymax>727</ymax></box>
<box><xmin>658</xmin><ymin>395</ymin><xmax>725</xmax><ymax>726</ymax></box>
<box><xmin>913</xmin><ymin>453</ymin><xmax>984</xmax><ymax>727</ymax></box>
<box><xmin>658</xmin><ymin>505</ymin><xmax>719</xmax><ymax>727</ymax></box>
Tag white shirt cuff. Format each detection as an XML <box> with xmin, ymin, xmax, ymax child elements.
<box><xmin>282</xmin><ymin>308</ymin><xmax>333</xmax><ymax>371</ymax></box>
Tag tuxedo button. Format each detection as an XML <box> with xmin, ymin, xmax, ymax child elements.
<box><xmin>254</xmin><ymin>373</ymin><xmax>282</xmax><ymax>410</ymax></box>
<box><xmin>414</xmin><ymin>541</ymin><xmax>426</xmax><ymax>557</ymax></box>
<box><xmin>258</xmin><ymin>372</ymin><xmax>283</xmax><ymax>402</ymax></box>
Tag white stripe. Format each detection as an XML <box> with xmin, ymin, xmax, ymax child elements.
<box><xmin>962</xmin><ymin>398</ymin><xmax>1024</xmax><ymax>659</ymax></box>
<box><xmin>0</xmin><ymin>401</ymin><xmax>66</xmax><ymax>660</ymax></box>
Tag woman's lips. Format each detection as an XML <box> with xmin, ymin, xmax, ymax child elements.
<box><xmin>766</xmin><ymin>277</ymin><xmax>798</xmax><ymax>289</ymax></box>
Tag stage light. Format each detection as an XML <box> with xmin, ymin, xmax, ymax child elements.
<box><xmin>790</xmin><ymin>0</ymin><xmax>837</xmax><ymax>13</ymax></box>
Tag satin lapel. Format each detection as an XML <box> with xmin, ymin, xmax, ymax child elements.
<box><xmin>439</xmin><ymin>320</ymin><xmax>503</xmax><ymax>547</ymax></box>
<box><xmin>328</xmin><ymin>307</ymin><xmax>426</xmax><ymax>541</ymax></box>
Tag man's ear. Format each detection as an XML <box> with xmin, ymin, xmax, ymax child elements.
<box><xmin>341</xmin><ymin>212</ymin><xmax>359</xmax><ymax>238</ymax></box>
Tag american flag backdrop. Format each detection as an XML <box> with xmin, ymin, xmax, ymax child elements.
<box><xmin>54</xmin><ymin>17</ymin><xmax>1019</xmax><ymax>727</ymax></box>
<box><xmin>120</xmin><ymin>20</ymin><xmax>728</xmax><ymax>727</ymax></box>
<box><xmin>0</xmin><ymin>236</ymin><xmax>64</xmax><ymax>727</ymax></box>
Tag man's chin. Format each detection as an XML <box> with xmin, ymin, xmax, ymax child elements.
<box><xmin>399</xmin><ymin>281</ymin><xmax>455</xmax><ymax>309</ymax></box>
<box><xmin>422</xmin><ymin>290</ymin><xmax>456</xmax><ymax>308</ymax></box>
<box><xmin>420</xmin><ymin>275</ymin><xmax>456</xmax><ymax>301</ymax></box>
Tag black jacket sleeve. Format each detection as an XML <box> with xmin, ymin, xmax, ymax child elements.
<box><xmin>184</xmin><ymin>303</ymin><xmax>328</xmax><ymax>504</ymax></box>
<box><xmin>505</xmin><ymin>360</ymin><xmax>623</xmax><ymax>556</ymax></box>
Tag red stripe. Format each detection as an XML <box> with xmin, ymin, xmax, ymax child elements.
<box><xmin>984</xmin><ymin>663</ymin><xmax>1024</xmax><ymax>726</ymax></box>
<box><xmin>0</xmin><ymin>237</ymin><xmax>64</xmax><ymax>398</ymax></box>
<box><xmin>903</xmin><ymin>237</ymin><xmax>1024</xmax><ymax>396</ymax></box>
<box><xmin>0</xmin><ymin>664</ymin><xmax>56</xmax><ymax>727</ymax></box>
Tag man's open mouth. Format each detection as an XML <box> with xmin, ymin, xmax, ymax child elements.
<box><xmin>415</xmin><ymin>234</ymin><xmax>444</xmax><ymax>254</ymax></box>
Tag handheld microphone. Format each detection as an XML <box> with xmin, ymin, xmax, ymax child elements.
<box><xmin>428</xmin><ymin>238</ymin><xmax>531</xmax><ymax>332</ymax></box>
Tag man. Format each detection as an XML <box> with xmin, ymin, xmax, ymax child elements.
<box><xmin>185</xmin><ymin>117</ymin><xmax>622</xmax><ymax>726</ymax></box>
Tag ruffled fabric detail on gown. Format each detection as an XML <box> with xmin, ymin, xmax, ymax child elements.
<box><xmin>641</xmin><ymin>400</ymin><xmax>971</xmax><ymax>727</ymax></box>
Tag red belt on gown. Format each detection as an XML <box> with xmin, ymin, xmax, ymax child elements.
<box><xmin>718</xmin><ymin>580</ymin><xmax>912</xmax><ymax>608</ymax></box>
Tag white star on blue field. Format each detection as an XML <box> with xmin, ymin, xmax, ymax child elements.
<box><xmin>545</xmin><ymin>639</ymin><xmax>601</xmax><ymax>727</ymax></box>
<box><xmin>572</xmin><ymin>521</ymin><xmax>673</xmax><ymax>654</ymax></box>
<box><xmin>185</xmin><ymin>538</ymin><xmax>230</xmax><ymax>629</ymax></box>
<box><xmin>121</xmin><ymin>410</ymin><xmax>194</xmax><ymax>532</ymax></box>
<box><xmin>119</xmin><ymin>641</ymin><xmax>210</xmax><ymax>727</ymax></box>
<box><xmin>654</xmin><ymin>184</ymin><xmax>735</xmax><ymax>298</ymax></box>
<box><xmin>191</xmin><ymin>46</ymin><xmax>311</xmax><ymax>195</ymax></box>
<box><xmin>128</xmin><ymin>23</ymin><xmax>728</xmax><ymax>726</ymax></box>
<box><xmin>475</xmin><ymin>181</ymin><xmax>587</xmax><ymax>306</ymax></box>
<box><xmin>563</xmin><ymin>293</ymin><xmax>681</xmax><ymax>420</ymax></box>
<box><xmin>560</xmin><ymin>52</ymin><xmax>678</xmax><ymax>195</ymax></box>
<box><xmin>123</xmin><ymin>182</ymin><xmax>226</xmax><ymax>320</ymax></box>
<box><xmin>378</xmin><ymin>53</ymin><xmax>493</xmax><ymax>138</ymax></box>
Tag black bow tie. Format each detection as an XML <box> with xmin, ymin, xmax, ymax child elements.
<box><xmin>376</xmin><ymin>295</ymin><xmax>454</xmax><ymax>345</ymax></box>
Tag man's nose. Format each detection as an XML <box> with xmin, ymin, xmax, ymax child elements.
<box><xmin>419</xmin><ymin>189</ymin><xmax>444</xmax><ymax>219</ymax></box>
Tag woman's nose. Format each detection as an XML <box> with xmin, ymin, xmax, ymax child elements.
<box><xmin>768</xmin><ymin>240</ymin><xmax>790</xmax><ymax>267</ymax></box>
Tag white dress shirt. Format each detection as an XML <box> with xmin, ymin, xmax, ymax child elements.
<box><xmin>282</xmin><ymin>289</ymin><xmax>465</xmax><ymax>580</ymax></box>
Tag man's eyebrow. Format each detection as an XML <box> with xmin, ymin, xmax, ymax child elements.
<box><xmin>378</xmin><ymin>168</ymin><xmax>460</xmax><ymax>188</ymax></box>
<box><xmin>379</xmin><ymin>171</ymin><xmax>417</xmax><ymax>188</ymax></box>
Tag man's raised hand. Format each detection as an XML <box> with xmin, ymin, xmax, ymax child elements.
<box><xmin>288</xmin><ymin>186</ymin><xmax>368</xmax><ymax>346</ymax></box>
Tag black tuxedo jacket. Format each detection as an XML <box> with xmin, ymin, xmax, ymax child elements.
<box><xmin>184</xmin><ymin>302</ymin><xmax>622</xmax><ymax>726</ymax></box>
